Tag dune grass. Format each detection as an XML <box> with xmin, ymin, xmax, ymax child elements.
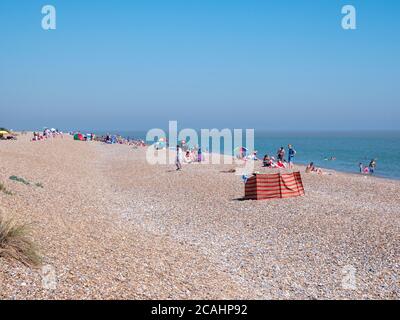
<box><xmin>0</xmin><ymin>182</ymin><xmax>13</xmax><ymax>195</ymax></box>
<box><xmin>0</xmin><ymin>216</ymin><xmax>41</xmax><ymax>266</ymax></box>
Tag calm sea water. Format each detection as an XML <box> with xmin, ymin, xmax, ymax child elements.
<box><xmin>94</xmin><ymin>130</ymin><xmax>400</xmax><ymax>180</ymax></box>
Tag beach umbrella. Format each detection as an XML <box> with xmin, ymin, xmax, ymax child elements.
<box><xmin>0</xmin><ymin>130</ymin><xmax>9</xmax><ymax>135</ymax></box>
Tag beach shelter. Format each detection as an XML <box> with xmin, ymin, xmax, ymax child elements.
<box><xmin>74</xmin><ymin>133</ymin><xmax>84</xmax><ymax>141</ymax></box>
<box><xmin>244</xmin><ymin>172</ymin><xmax>305</xmax><ymax>200</ymax></box>
<box><xmin>0</xmin><ymin>130</ymin><xmax>9</xmax><ymax>135</ymax></box>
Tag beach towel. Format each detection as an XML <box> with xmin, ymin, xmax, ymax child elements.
<box><xmin>244</xmin><ymin>172</ymin><xmax>305</xmax><ymax>200</ymax></box>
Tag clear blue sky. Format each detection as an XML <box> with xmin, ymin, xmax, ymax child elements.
<box><xmin>0</xmin><ymin>0</ymin><xmax>399</xmax><ymax>131</ymax></box>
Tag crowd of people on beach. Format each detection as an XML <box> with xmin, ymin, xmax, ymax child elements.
<box><xmin>0</xmin><ymin>128</ymin><xmax>16</xmax><ymax>140</ymax></box>
<box><xmin>195</xmin><ymin>142</ymin><xmax>374</xmax><ymax>177</ymax></box>
<box><xmin>0</xmin><ymin>132</ymin><xmax>17</xmax><ymax>140</ymax></box>
<box><xmin>177</xmin><ymin>143</ymin><xmax>380</xmax><ymax>177</ymax></box>
<box><xmin>260</xmin><ymin>145</ymin><xmax>378</xmax><ymax>176</ymax></box>
<box><xmin>99</xmin><ymin>134</ymin><xmax>146</xmax><ymax>147</ymax></box>
<box><xmin>32</xmin><ymin>128</ymin><xmax>63</xmax><ymax>141</ymax></box>
<box><xmin>261</xmin><ymin>144</ymin><xmax>297</xmax><ymax>170</ymax></box>
<box><xmin>175</xmin><ymin>144</ymin><xmax>203</xmax><ymax>170</ymax></box>
<box><xmin>26</xmin><ymin>130</ymin><xmax>378</xmax><ymax>176</ymax></box>
<box><xmin>175</xmin><ymin>143</ymin><xmax>300</xmax><ymax>172</ymax></box>
<box><xmin>359</xmin><ymin>159</ymin><xmax>377</xmax><ymax>175</ymax></box>
<box><xmin>68</xmin><ymin>132</ymin><xmax>146</xmax><ymax>147</ymax></box>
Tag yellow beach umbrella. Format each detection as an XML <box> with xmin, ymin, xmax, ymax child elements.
<box><xmin>0</xmin><ymin>131</ymin><xmax>9</xmax><ymax>135</ymax></box>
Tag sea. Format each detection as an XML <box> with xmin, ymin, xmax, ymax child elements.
<box><xmin>93</xmin><ymin>130</ymin><xmax>400</xmax><ymax>180</ymax></box>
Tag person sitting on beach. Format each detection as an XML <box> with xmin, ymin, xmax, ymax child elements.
<box><xmin>184</xmin><ymin>150</ymin><xmax>192</xmax><ymax>163</ymax></box>
<box><xmin>276</xmin><ymin>160</ymin><xmax>286</xmax><ymax>168</ymax></box>
<box><xmin>305</xmin><ymin>162</ymin><xmax>314</xmax><ymax>173</ymax></box>
<box><xmin>247</xmin><ymin>151</ymin><xmax>259</xmax><ymax>161</ymax></box>
<box><xmin>263</xmin><ymin>154</ymin><xmax>272</xmax><ymax>167</ymax></box>
<box><xmin>269</xmin><ymin>156</ymin><xmax>279</xmax><ymax>168</ymax></box>
<box><xmin>306</xmin><ymin>162</ymin><xmax>323</xmax><ymax>174</ymax></box>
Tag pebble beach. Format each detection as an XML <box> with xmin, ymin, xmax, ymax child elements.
<box><xmin>0</xmin><ymin>134</ymin><xmax>399</xmax><ymax>299</ymax></box>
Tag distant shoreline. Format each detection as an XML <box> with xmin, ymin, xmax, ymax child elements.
<box><xmin>7</xmin><ymin>130</ymin><xmax>398</xmax><ymax>182</ymax></box>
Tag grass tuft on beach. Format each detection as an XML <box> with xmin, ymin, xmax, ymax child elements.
<box><xmin>0</xmin><ymin>182</ymin><xmax>13</xmax><ymax>195</ymax></box>
<box><xmin>0</xmin><ymin>215</ymin><xmax>41</xmax><ymax>266</ymax></box>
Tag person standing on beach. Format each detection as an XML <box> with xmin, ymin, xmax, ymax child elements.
<box><xmin>176</xmin><ymin>145</ymin><xmax>183</xmax><ymax>170</ymax></box>
<box><xmin>369</xmin><ymin>159</ymin><xmax>377</xmax><ymax>174</ymax></box>
<box><xmin>197</xmin><ymin>147</ymin><xmax>202</xmax><ymax>162</ymax></box>
<box><xmin>277</xmin><ymin>147</ymin><xmax>285</xmax><ymax>162</ymax></box>
<box><xmin>287</xmin><ymin>144</ymin><xmax>296</xmax><ymax>169</ymax></box>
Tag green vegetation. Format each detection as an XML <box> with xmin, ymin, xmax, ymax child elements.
<box><xmin>9</xmin><ymin>176</ymin><xmax>30</xmax><ymax>185</ymax></box>
<box><xmin>9</xmin><ymin>176</ymin><xmax>44</xmax><ymax>188</ymax></box>
<box><xmin>0</xmin><ymin>216</ymin><xmax>41</xmax><ymax>266</ymax></box>
<box><xmin>0</xmin><ymin>182</ymin><xmax>13</xmax><ymax>195</ymax></box>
